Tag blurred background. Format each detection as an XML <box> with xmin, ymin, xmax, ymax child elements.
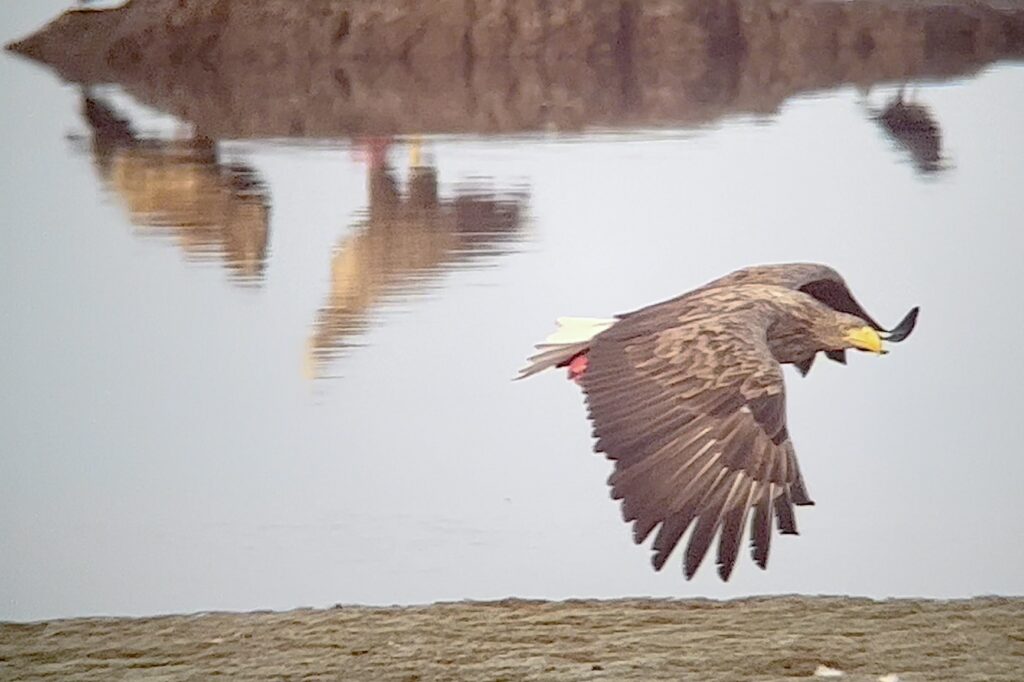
<box><xmin>2</xmin><ymin>0</ymin><xmax>1023</xmax><ymax>621</ymax></box>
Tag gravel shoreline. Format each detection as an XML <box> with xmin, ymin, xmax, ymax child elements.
<box><xmin>3</xmin><ymin>596</ymin><xmax>1022</xmax><ymax>680</ymax></box>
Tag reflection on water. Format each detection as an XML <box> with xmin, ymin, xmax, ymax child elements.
<box><xmin>306</xmin><ymin>139</ymin><xmax>527</xmax><ymax>378</ymax></box>
<box><xmin>4</xmin><ymin>0</ymin><xmax>1024</xmax><ymax>621</ymax></box>
<box><xmin>76</xmin><ymin>88</ymin><xmax>529</xmax><ymax>375</ymax></box>
<box><xmin>78</xmin><ymin>92</ymin><xmax>270</xmax><ymax>283</ymax></box>
<box><xmin>870</xmin><ymin>89</ymin><xmax>944</xmax><ymax>174</ymax></box>
<box><xmin>9</xmin><ymin>0</ymin><xmax>1024</xmax><ymax>140</ymax></box>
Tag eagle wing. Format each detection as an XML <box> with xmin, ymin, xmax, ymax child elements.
<box><xmin>702</xmin><ymin>263</ymin><xmax>917</xmax><ymax>338</ymax></box>
<box><xmin>582</xmin><ymin>302</ymin><xmax>813</xmax><ymax>580</ymax></box>
<box><xmin>693</xmin><ymin>263</ymin><xmax>918</xmax><ymax>372</ymax></box>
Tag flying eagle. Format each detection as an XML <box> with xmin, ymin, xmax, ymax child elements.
<box><xmin>518</xmin><ymin>263</ymin><xmax>918</xmax><ymax>580</ymax></box>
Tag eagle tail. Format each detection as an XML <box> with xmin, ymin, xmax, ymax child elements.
<box><xmin>515</xmin><ymin>317</ymin><xmax>615</xmax><ymax>380</ymax></box>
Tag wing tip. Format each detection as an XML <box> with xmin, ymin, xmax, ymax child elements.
<box><xmin>882</xmin><ymin>305</ymin><xmax>920</xmax><ymax>343</ymax></box>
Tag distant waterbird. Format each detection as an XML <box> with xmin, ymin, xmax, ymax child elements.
<box><xmin>867</xmin><ymin>88</ymin><xmax>945</xmax><ymax>174</ymax></box>
<box><xmin>518</xmin><ymin>263</ymin><xmax>918</xmax><ymax>580</ymax></box>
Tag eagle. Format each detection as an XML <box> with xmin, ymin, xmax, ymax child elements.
<box><xmin>518</xmin><ymin>263</ymin><xmax>918</xmax><ymax>580</ymax></box>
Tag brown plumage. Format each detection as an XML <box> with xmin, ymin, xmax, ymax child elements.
<box><xmin>519</xmin><ymin>263</ymin><xmax>918</xmax><ymax>580</ymax></box>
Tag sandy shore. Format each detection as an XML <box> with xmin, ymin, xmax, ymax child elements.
<box><xmin>2</xmin><ymin>597</ymin><xmax>1022</xmax><ymax>680</ymax></box>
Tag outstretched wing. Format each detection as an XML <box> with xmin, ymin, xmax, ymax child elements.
<box><xmin>798</xmin><ymin>278</ymin><xmax>918</xmax><ymax>342</ymax></box>
<box><xmin>704</xmin><ymin>263</ymin><xmax>917</xmax><ymax>337</ymax></box>
<box><xmin>697</xmin><ymin>263</ymin><xmax>918</xmax><ymax>370</ymax></box>
<box><xmin>581</xmin><ymin>304</ymin><xmax>813</xmax><ymax>581</ymax></box>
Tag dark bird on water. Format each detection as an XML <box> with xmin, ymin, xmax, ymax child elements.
<box><xmin>872</xmin><ymin>89</ymin><xmax>944</xmax><ymax>174</ymax></box>
<box><xmin>518</xmin><ymin>263</ymin><xmax>918</xmax><ymax>581</ymax></box>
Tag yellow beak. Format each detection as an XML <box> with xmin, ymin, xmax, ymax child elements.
<box><xmin>844</xmin><ymin>326</ymin><xmax>885</xmax><ymax>354</ymax></box>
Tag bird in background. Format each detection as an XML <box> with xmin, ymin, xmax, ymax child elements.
<box><xmin>518</xmin><ymin>263</ymin><xmax>918</xmax><ymax>581</ymax></box>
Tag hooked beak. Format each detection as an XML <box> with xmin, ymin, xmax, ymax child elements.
<box><xmin>845</xmin><ymin>326</ymin><xmax>886</xmax><ymax>355</ymax></box>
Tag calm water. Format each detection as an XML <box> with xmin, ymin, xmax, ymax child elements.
<box><xmin>3</xmin><ymin>2</ymin><xmax>1024</xmax><ymax>621</ymax></box>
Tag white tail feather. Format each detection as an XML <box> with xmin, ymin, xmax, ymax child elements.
<box><xmin>545</xmin><ymin>317</ymin><xmax>616</xmax><ymax>344</ymax></box>
<box><xmin>516</xmin><ymin>317</ymin><xmax>615</xmax><ymax>379</ymax></box>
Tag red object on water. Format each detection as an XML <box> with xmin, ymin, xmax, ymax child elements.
<box><xmin>567</xmin><ymin>352</ymin><xmax>589</xmax><ymax>384</ymax></box>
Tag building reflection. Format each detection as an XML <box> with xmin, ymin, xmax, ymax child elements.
<box><xmin>305</xmin><ymin>139</ymin><xmax>527</xmax><ymax>378</ymax></box>
<box><xmin>79</xmin><ymin>93</ymin><xmax>270</xmax><ymax>284</ymax></box>
<box><xmin>871</xmin><ymin>90</ymin><xmax>944</xmax><ymax>175</ymax></box>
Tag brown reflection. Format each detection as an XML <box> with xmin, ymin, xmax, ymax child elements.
<box><xmin>9</xmin><ymin>0</ymin><xmax>1024</xmax><ymax>140</ymax></box>
<box><xmin>871</xmin><ymin>89</ymin><xmax>944</xmax><ymax>175</ymax></box>
<box><xmin>305</xmin><ymin>139</ymin><xmax>527</xmax><ymax>378</ymax></box>
<box><xmin>79</xmin><ymin>93</ymin><xmax>270</xmax><ymax>283</ymax></box>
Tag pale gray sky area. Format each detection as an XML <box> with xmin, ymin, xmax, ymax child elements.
<box><xmin>2</xmin><ymin>3</ymin><xmax>1024</xmax><ymax>621</ymax></box>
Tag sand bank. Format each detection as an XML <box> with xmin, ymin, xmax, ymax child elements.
<box><xmin>2</xmin><ymin>596</ymin><xmax>1022</xmax><ymax>680</ymax></box>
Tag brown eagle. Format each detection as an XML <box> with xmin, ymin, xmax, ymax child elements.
<box><xmin>518</xmin><ymin>263</ymin><xmax>918</xmax><ymax>580</ymax></box>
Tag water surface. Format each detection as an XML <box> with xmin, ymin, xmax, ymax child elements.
<box><xmin>2</xmin><ymin>1</ymin><xmax>1024</xmax><ymax>621</ymax></box>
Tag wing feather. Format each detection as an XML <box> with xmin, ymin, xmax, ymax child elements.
<box><xmin>652</xmin><ymin>503</ymin><xmax>699</xmax><ymax>570</ymax></box>
<box><xmin>751</xmin><ymin>489</ymin><xmax>773</xmax><ymax>569</ymax></box>
<box><xmin>684</xmin><ymin>470</ymin><xmax>737</xmax><ymax>578</ymax></box>
<box><xmin>718</xmin><ymin>480</ymin><xmax>760</xmax><ymax>579</ymax></box>
<box><xmin>687</xmin><ymin>263</ymin><xmax>917</xmax><ymax>376</ymax></box>
<box><xmin>774</xmin><ymin>489</ymin><xmax>798</xmax><ymax>535</ymax></box>
<box><xmin>581</xmin><ymin>292</ymin><xmax>812</xmax><ymax>580</ymax></box>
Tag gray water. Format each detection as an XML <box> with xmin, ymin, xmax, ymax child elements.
<box><xmin>2</xmin><ymin>2</ymin><xmax>1024</xmax><ymax>622</ymax></box>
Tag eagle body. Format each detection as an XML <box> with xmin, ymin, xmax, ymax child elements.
<box><xmin>519</xmin><ymin>263</ymin><xmax>918</xmax><ymax>581</ymax></box>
